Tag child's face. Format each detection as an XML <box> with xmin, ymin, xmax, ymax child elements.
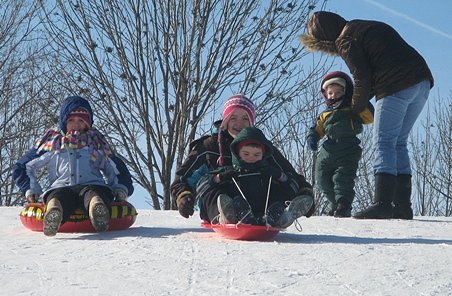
<box><xmin>239</xmin><ymin>146</ymin><xmax>263</xmax><ymax>164</ymax></box>
<box><xmin>227</xmin><ymin>108</ymin><xmax>252</xmax><ymax>138</ymax></box>
<box><xmin>66</xmin><ymin>116</ymin><xmax>89</xmax><ymax>132</ymax></box>
<box><xmin>325</xmin><ymin>84</ymin><xmax>345</xmax><ymax>100</ymax></box>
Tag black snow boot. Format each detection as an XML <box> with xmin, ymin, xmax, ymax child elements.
<box><xmin>353</xmin><ymin>173</ymin><xmax>395</xmax><ymax>219</ymax></box>
<box><xmin>265</xmin><ymin>201</ymin><xmax>286</xmax><ymax>226</ymax></box>
<box><xmin>217</xmin><ymin>194</ymin><xmax>237</xmax><ymax>224</ymax></box>
<box><xmin>326</xmin><ymin>202</ymin><xmax>337</xmax><ymax>216</ymax></box>
<box><xmin>393</xmin><ymin>174</ymin><xmax>414</xmax><ymax>220</ymax></box>
<box><xmin>232</xmin><ymin>196</ymin><xmax>257</xmax><ymax>224</ymax></box>
<box><xmin>334</xmin><ymin>198</ymin><xmax>352</xmax><ymax>218</ymax></box>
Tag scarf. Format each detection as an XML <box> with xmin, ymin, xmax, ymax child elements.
<box><xmin>35</xmin><ymin>128</ymin><xmax>113</xmax><ymax>168</ymax></box>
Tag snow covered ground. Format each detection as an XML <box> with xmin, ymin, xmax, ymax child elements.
<box><xmin>1</xmin><ymin>206</ymin><xmax>451</xmax><ymax>296</ymax></box>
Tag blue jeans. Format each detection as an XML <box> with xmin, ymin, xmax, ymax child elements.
<box><xmin>373</xmin><ymin>80</ymin><xmax>430</xmax><ymax>175</ymax></box>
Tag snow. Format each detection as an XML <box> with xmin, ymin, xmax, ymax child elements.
<box><xmin>2</xmin><ymin>207</ymin><xmax>451</xmax><ymax>296</ymax></box>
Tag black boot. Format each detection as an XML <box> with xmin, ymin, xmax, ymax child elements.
<box><xmin>393</xmin><ymin>174</ymin><xmax>413</xmax><ymax>220</ymax></box>
<box><xmin>265</xmin><ymin>202</ymin><xmax>285</xmax><ymax>226</ymax></box>
<box><xmin>353</xmin><ymin>173</ymin><xmax>395</xmax><ymax>219</ymax></box>
<box><xmin>334</xmin><ymin>198</ymin><xmax>352</xmax><ymax>218</ymax></box>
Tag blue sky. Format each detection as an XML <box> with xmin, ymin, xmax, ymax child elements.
<box><xmin>129</xmin><ymin>0</ymin><xmax>452</xmax><ymax>210</ymax></box>
<box><xmin>324</xmin><ymin>0</ymin><xmax>451</xmax><ymax>98</ymax></box>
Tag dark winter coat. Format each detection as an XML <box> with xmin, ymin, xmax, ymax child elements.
<box><xmin>226</xmin><ymin>127</ymin><xmax>300</xmax><ymax>216</ymax></box>
<box><xmin>12</xmin><ymin>96</ymin><xmax>134</xmax><ymax>196</ymax></box>
<box><xmin>300</xmin><ymin>11</ymin><xmax>434</xmax><ymax>113</ymax></box>
<box><xmin>309</xmin><ymin>105</ymin><xmax>373</xmax><ymax>146</ymax></box>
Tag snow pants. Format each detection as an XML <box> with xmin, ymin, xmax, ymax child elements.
<box><xmin>315</xmin><ymin>142</ymin><xmax>362</xmax><ymax>208</ymax></box>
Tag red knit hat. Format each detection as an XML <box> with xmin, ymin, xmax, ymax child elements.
<box><xmin>236</xmin><ymin>139</ymin><xmax>266</xmax><ymax>154</ymax></box>
<box><xmin>221</xmin><ymin>94</ymin><xmax>256</xmax><ymax>128</ymax></box>
<box><xmin>67</xmin><ymin>107</ymin><xmax>92</xmax><ymax>127</ymax></box>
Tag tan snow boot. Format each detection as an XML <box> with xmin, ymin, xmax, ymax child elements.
<box><xmin>43</xmin><ymin>198</ymin><xmax>63</xmax><ymax>237</ymax></box>
<box><xmin>89</xmin><ymin>196</ymin><xmax>110</xmax><ymax>232</ymax></box>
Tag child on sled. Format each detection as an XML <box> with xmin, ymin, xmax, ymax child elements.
<box><xmin>197</xmin><ymin>126</ymin><xmax>313</xmax><ymax>228</ymax></box>
<box><xmin>12</xmin><ymin>96</ymin><xmax>133</xmax><ymax>236</ymax></box>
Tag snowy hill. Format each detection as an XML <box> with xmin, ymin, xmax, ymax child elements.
<box><xmin>2</xmin><ymin>206</ymin><xmax>451</xmax><ymax>296</ymax></box>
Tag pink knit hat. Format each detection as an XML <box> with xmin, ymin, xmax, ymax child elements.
<box><xmin>221</xmin><ymin>94</ymin><xmax>256</xmax><ymax>128</ymax></box>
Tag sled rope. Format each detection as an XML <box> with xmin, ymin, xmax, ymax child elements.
<box><xmin>231</xmin><ymin>177</ymin><xmax>254</xmax><ymax>226</ymax></box>
<box><xmin>263</xmin><ymin>176</ymin><xmax>273</xmax><ymax>227</ymax></box>
<box><xmin>294</xmin><ymin>219</ymin><xmax>303</xmax><ymax>232</ymax></box>
<box><xmin>286</xmin><ymin>199</ymin><xmax>303</xmax><ymax>232</ymax></box>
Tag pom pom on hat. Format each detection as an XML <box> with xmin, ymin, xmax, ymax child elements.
<box><xmin>221</xmin><ymin>94</ymin><xmax>256</xmax><ymax>127</ymax></box>
<box><xmin>67</xmin><ymin>107</ymin><xmax>92</xmax><ymax>127</ymax></box>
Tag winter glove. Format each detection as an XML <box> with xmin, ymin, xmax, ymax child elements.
<box><xmin>306</xmin><ymin>135</ymin><xmax>319</xmax><ymax>151</ymax></box>
<box><xmin>113</xmin><ymin>188</ymin><xmax>128</xmax><ymax>202</ymax></box>
<box><xmin>217</xmin><ymin>169</ymin><xmax>239</xmax><ymax>182</ymax></box>
<box><xmin>25</xmin><ymin>189</ymin><xmax>39</xmax><ymax>203</ymax></box>
<box><xmin>176</xmin><ymin>191</ymin><xmax>195</xmax><ymax>218</ymax></box>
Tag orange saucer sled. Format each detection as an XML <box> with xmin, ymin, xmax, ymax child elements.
<box><xmin>20</xmin><ymin>201</ymin><xmax>137</xmax><ymax>233</ymax></box>
<box><xmin>201</xmin><ymin>221</ymin><xmax>284</xmax><ymax>241</ymax></box>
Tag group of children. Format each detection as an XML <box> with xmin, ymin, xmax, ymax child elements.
<box><xmin>13</xmin><ymin>70</ymin><xmax>371</xmax><ymax>236</ymax></box>
<box><xmin>14</xmin><ymin>10</ymin><xmax>431</xmax><ymax>230</ymax></box>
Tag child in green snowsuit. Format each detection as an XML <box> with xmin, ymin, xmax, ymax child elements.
<box><xmin>307</xmin><ymin>71</ymin><xmax>374</xmax><ymax>217</ymax></box>
<box><xmin>197</xmin><ymin>126</ymin><xmax>313</xmax><ymax>227</ymax></box>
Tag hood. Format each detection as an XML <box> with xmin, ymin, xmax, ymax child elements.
<box><xmin>230</xmin><ymin>127</ymin><xmax>273</xmax><ymax>170</ymax></box>
<box><xmin>299</xmin><ymin>11</ymin><xmax>347</xmax><ymax>55</ymax></box>
<box><xmin>59</xmin><ymin>96</ymin><xmax>94</xmax><ymax>133</ymax></box>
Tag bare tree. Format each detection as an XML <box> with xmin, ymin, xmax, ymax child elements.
<box><xmin>411</xmin><ymin>95</ymin><xmax>452</xmax><ymax>216</ymax></box>
<box><xmin>0</xmin><ymin>0</ymin><xmax>56</xmax><ymax>205</ymax></box>
<box><xmin>350</xmin><ymin>126</ymin><xmax>375</xmax><ymax>213</ymax></box>
<box><xmin>40</xmin><ymin>0</ymin><xmax>326</xmax><ymax>209</ymax></box>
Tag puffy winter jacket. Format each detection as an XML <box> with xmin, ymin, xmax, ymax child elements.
<box><xmin>25</xmin><ymin>146</ymin><xmax>125</xmax><ymax>197</ymax></box>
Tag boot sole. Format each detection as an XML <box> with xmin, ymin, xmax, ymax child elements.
<box><xmin>217</xmin><ymin>195</ymin><xmax>237</xmax><ymax>224</ymax></box>
<box><xmin>90</xmin><ymin>203</ymin><xmax>110</xmax><ymax>232</ymax></box>
<box><xmin>43</xmin><ymin>208</ymin><xmax>62</xmax><ymax>237</ymax></box>
<box><xmin>277</xmin><ymin>195</ymin><xmax>314</xmax><ymax>228</ymax></box>
<box><xmin>232</xmin><ymin>197</ymin><xmax>256</xmax><ymax>224</ymax></box>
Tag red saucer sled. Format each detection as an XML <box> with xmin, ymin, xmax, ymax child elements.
<box><xmin>201</xmin><ymin>221</ymin><xmax>284</xmax><ymax>241</ymax></box>
<box><xmin>20</xmin><ymin>201</ymin><xmax>137</xmax><ymax>233</ymax></box>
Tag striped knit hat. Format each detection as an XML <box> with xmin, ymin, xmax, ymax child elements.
<box><xmin>59</xmin><ymin>96</ymin><xmax>94</xmax><ymax>133</ymax></box>
<box><xmin>67</xmin><ymin>107</ymin><xmax>92</xmax><ymax>128</ymax></box>
<box><xmin>221</xmin><ymin>94</ymin><xmax>256</xmax><ymax>129</ymax></box>
<box><xmin>217</xmin><ymin>94</ymin><xmax>256</xmax><ymax>166</ymax></box>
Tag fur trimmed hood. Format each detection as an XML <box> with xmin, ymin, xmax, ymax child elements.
<box><xmin>299</xmin><ymin>11</ymin><xmax>347</xmax><ymax>55</ymax></box>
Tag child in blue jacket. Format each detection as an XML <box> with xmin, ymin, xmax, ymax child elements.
<box><xmin>12</xmin><ymin>96</ymin><xmax>134</xmax><ymax>236</ymax></box>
